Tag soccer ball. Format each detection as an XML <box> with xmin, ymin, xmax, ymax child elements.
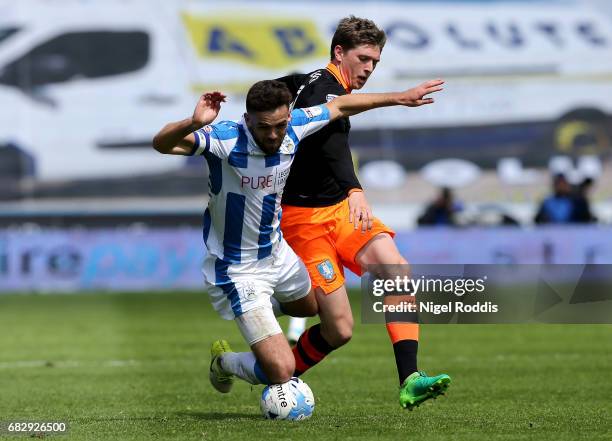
<box><xmin>260</xmin><ymin>377</ymin><xmax>315</xmax><ymax>420</ymax></box>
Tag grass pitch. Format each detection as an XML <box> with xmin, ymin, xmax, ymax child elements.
<box><xmin>0</xmin><ymin>291</ymin><xmax>610</xmax><ymax>440</ymax></box>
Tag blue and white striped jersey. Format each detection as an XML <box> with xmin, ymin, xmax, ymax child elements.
<box><xmin>192</xmin><ymin>105</ymin><xmax>331</xmax><ymax>264</ymax></box>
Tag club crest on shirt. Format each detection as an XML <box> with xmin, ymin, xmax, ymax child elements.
<box><xmin>316</xmin><ymin>259</ymin><xmax>336</xmax><ymax>283</ymax></box>
<box><xmin>238</xmin><ymin>281</ymin><xmax>257</xmax><ymax>301</ymax></box>
<box><xmin>326</xmin><ymin>94</ymin><xmax>338</xmax><ymax>102</ymax></box>
<box><xmin>203</xmin><ymin>125</ymin><xmax>213</xmax><ymax>133</ymax></box>
<box><xmin>279</xmin><ymin>136</ymin><xmax>295</xmax><ymax>154</ymax></box>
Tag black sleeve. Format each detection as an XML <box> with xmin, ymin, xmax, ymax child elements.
<box><xmin>275</xmin><ymin>74</ymin><xmax>306</xmax><ymax>98</ymax></box>
<box><xmin>304</xmin><ymin>81</ymin><xmax>362</xmax><ymax>193</ymax></box>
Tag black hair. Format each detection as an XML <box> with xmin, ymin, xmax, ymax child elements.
<box><xmin>246</xmin><ymin>80</ymin><xmax>292</xmax><ymax>113</ymax></box>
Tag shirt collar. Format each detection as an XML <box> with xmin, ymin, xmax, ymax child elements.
<box><xmin>326</xmin><ymin>62</ymin><xmax>352</xmax><ymax>93</ymax></box>
<box><xmin>240</xmin><ymin>115</ymin><xmax>259</xmax><ymax>152</ymax></box>
<box><xmin>239</xmin><ymin>115</ymin><xmax>295</xmax><ymax>156</ymax></box>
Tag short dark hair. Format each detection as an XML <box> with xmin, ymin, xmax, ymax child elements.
<box><xmin>246</xmin><ymin>80</ymin><xmax>292</xmax><ymax>113</ymax></box>
<box><xmin>330</xmin><ymin>16</ymin><xmax>386</xmax><ymax>59</ymax></box>
<box><xmin>553</xmin><ymin>173</ymin><xmax>568</xmax><ymax>184</ymax></box>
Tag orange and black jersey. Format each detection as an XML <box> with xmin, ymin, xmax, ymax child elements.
<box><xmin>276</xmin><ymin>68</ymin><xmax>362</xmax><ymax>207</ymax></box>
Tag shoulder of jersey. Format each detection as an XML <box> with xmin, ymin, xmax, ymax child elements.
<box><xmin>307</xmin><ymin>69</ymin><xmax>341</xmax><ymax>88</ymax></box>
<box><xmin>215</xmin><ymin>120</ymin><xmax>240</xmax><ymax>128</ymax></box>
<box><xmin>206</xmin><ymin>120</ymin><xmax>240</xmax><ymax>138</ymax></box>
<box><xmin>300</xmin><ymin>69</ymin><xmax>345</xmax><ymax>103</ymax></box>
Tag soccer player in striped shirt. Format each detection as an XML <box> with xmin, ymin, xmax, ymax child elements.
<box><xmin>152</xmin><ymin>79</ymin><xmax>444</xmax><ymax>396</ymax></box>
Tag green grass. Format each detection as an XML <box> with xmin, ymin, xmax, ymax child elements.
<box><xmin>0</xmin><ymin>291</ymin><xmax>610</xmax><ymax>440</ymax></box>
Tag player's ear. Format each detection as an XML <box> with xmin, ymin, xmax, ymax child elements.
<box><xmin>333</xmin><ymin>45</ymin><xmax>344</xmax><ymax>63</ymax></box>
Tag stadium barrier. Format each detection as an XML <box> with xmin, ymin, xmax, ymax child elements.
<box><xmin>1</xmin><ymin>226</ymin><xmax>611</xmax><ymax>293</ymax></box>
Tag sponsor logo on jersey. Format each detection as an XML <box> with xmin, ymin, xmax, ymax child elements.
<box><xmin>303</xmin><ymin>106</ymin><xmax>322</xmax><ymax>118</ymax></box>
<box><xmin>308</xmin><ymin>71</ymin><xmax>322</xmax><ymax>83</ymax></box>
<box><xmin>316</xmin><ymin>259</ymin><xmax>336</xmax><ymax>283</ymax></box>
<box><xmin>275</xmin><ymin>166</ymin><xmax>291</xmax><ymax>188</ymax></box>
<box><xmin>241</xmin><ymin>174</ymin><xmax>274</xmax><ymax>190</ymax></box>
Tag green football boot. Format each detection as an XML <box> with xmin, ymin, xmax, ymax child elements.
<box><xmin>399</xmin><ymin>371</ymin><xmax>451</xmax><ymax>410</ymax></box>
<box><xmin>209</xmin><ymin>340</ymin><xmax>234</xmax><ymax>393</ymax></box>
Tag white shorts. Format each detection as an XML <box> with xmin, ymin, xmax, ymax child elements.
<box><xmin>203</xmin><ymin>239</ymin><xmax>311</xmax><ymax>320</ymax></box>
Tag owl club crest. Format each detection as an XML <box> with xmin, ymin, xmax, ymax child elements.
<box><xmin>316</xmin><ymin>259</ymin><xmax>336</xmax><ymax>283</ymax></box>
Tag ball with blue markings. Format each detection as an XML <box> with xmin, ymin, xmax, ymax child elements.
<box><xmin>260</xmin><ymin>377</ymin><xmax>315</xmax><ymax>420</ymax></box>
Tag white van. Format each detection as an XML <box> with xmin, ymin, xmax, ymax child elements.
<box><xmin>0</xmin><ymin>1</ymin><xmax>197</xmax><ymax>180</ymax></box>
<box><xmin>0</xmin><ymin>0</ymin><xmax>611</xmax><ymax>181</ymax></box>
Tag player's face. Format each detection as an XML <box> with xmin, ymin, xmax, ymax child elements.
<box><xmin>245</xmin><ymin>105</ymin><xmax>291</xmax><ymax>154</ymax></box>
<box><xmin>336</xmin><ymin>44</ymin><xmax>381</xmax><ymax>90</ymax></box>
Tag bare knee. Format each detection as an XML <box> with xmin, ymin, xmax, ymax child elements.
<box><xmin>321</xmin><ymin>315</ymin><xmax>353</xmax><ymax>348</ymax></box>
<box><xmin>263</xmin><ymin>356</ymin><xmax>295</xmax><ymax>384</ymax></box>
<box><xmin>333</xmin><ymin>322</ymin><xmax>353</xmax><ymax>347</ymax></box>
<box><xmin>252</xmin><ymin>334</ymin><xmax>295</xmax><ymax>384</ymax></box>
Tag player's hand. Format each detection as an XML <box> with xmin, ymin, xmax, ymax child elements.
<box><xmin>398</xmin><ymin>79</ymin><xmax>444</xmax><ymax>107</ymax></box>
<box><xmin>348</xmin><ymin>190</ymin><xmax>374</xmax><ymax>232</ymax></box>
<box><xmin>193</xmin><ymin>91</ymin><xmax>226</xmax><ymax>128</ymax></box>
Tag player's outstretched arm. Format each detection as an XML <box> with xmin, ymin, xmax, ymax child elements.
<box><xmin>325</xmin><ymin>80</ymin><xmax>444</xmax><ymax>121</ymax></box>
<box><xmin>153</xmin><ymin>92</ymin><xmax>226</xmax><ymax>155</ymax></box>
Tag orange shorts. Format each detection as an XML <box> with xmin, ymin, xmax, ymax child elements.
<box><xmin>280</xmin><ymin>198</ymin><xmax>395</xmax><ymax>294</ymax></box>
